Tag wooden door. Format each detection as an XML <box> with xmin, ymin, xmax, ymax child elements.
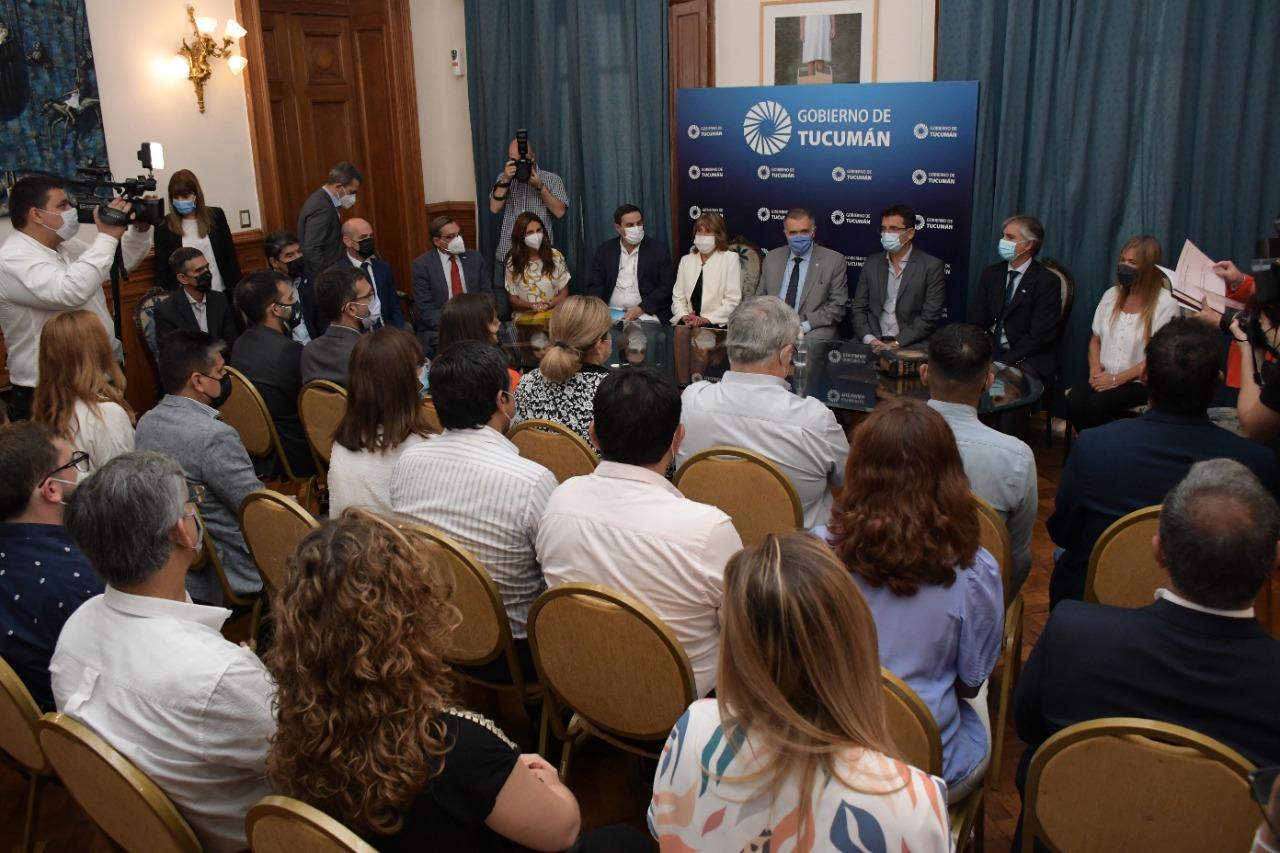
<box><xmin>668</xmin><ymin>0</ymin><xmax>715</xmax><ymax>250</ymax></box>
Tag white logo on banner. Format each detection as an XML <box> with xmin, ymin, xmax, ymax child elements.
<box><xmin>915</xmin><ymin>214</ymin><xmax>926</xmax><ymax>230</ymax></box>
<box><xmin>831</xmin><ymin>166</ymin><xmax>847</xmax><ymax>182</ymax></box>
<box><xmin>911</xmin><ymin>169</ymin><xmax>928</xmax><ymax>185</ymax></box>
<box><xmin>688</xmin><ymin>165</ymin><xmax>701</xmax><ymax>180</ymax></box>
<box><xmin>827</xmin><ymin>350</ymin><xmax>843</xmax><ymax>364</ymax></box>
<box><xmin>757</xmin><ymin>207</ymin><xmax>771</xmax><ymax>222</ymax></box>
<box><xmin>687</xmin><ymin>125</ymin><xmax>701</xmax><ymax>139</ymax></box>
<box><xmin>689</xmin><ymin>206</ymin><xmax>702</xmax><ymax>219</ymax></box>
<box><xmin>743</xmin><ymin>100</ymin><xmax>792</xmax><ymax>155</ymax></box>
<box><xmin>757</xmin><ymin>165</ymin><xmax>770</xmax><ymax>180</ymax></box>
<box><xmin>830</xmin><ymin>210</ymin><xmax>846</xmax><ymax>225</ymax></box>
<box><xmin>826</xmin><ymin>389</ymin><xmax>842</xmax><ymax>404</ymax></box>
<box><xmin>913</xmin><ymin>123</ymin><xmax>929</xmax><ymax>140</ymax></box>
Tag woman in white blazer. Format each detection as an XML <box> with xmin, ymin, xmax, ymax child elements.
<box><xmin>672</xmin><ymin>212</ymin><xmax>742</xmax><ymax>326</ymax></box>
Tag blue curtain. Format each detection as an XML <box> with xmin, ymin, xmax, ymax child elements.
<box><xmin>464</xmin><ymin>0</ymin><xmax>671</xmax><ymax>290</ymax></box>
<box><xmin>937</xmin><ymin>0</ymin><xmax>1280</xmax><ymax>388</ymax></box>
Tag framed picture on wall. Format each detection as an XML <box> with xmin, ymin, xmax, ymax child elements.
<box><xmin>761</xmin><ymin>0</ymin><xmax>877</xmax><ymax>86</ymax></box>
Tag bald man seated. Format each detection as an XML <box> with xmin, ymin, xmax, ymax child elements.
<box><xmin>339</xmin><ymin>217</ymin><xmax>405</xmax><ymax>331</ymax></box>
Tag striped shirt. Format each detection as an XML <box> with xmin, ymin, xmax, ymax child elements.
<box><xmin>493</xmin><ymin>168</ymin><xmax>568</xmax><ymax>270</ymax></box>
<box><xmin>389</xmin><ymin>426</ymin><xmax>557</xmax><ymax>637</ymax></box>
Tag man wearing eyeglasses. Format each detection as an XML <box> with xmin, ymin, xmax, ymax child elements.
<box><xmin>0</xmin><ymin>422</ymin><xmax>103</xmax><ymax>710</ymax></box>
<box><xmin>850</xmin><ymin>203</ymin><xmax>946</xmax><ymax>351</ymax></box>
<box><xmin>300</xmin><ymin>264</ymin><xmax>376</xmax><ymax>386</ymax></box>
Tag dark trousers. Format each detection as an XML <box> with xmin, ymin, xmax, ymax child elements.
<box><xmin>1065</xmin><ymin>380</ymin><xmax>1147</xmax><ymax>432</ymax></box>
<box><xmin>7</xmin><ymin>384</ymin><xmax>34</xmax><ymax>421</ymax></box>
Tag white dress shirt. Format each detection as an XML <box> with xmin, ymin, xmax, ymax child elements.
<box><xmin>180</xmin><ymin>219</ymin><xmax>225</xmax><ymax>292</ymax></box>
<box><xmin>438</xmin><ymin>249</ymin><xmax>468</xmax><ymax>293</ymax></box>
<box><xmin>50</xmin><ymin>587</ymin><xmax>274</xmax><ymax>853</ymax></box>
<box><xmin>878</xmin><ymin>245</ymin><xmax>912</xmax><ymax>341</ymax></box>
<box><xmin>328</xmin><ymin>434</ymin><xmax>430</xmax><ymax>517</ymax></box>
<box><xmin>536</xmin><ymin>462</ymin><xmax>743</xmax><ymax>696</ymax></box>
<box><xmin>186</xmin><ymin>288</ymin><xmax>209</xmax><ymax>332</ymax></box>
<box><xmin>348</xmin><ymin>252</ymin><xmax>383</xmax><ymax>325</ymax></box>
<box><xmin>0</xmin><ymin>227</ymin><xmax>150</xmax><ymax>387</ymax></box>
<box><xmin>389</xmin><ymin>426</ymin><xmax>558</xmax><ymax>637</ymax></box>
<box><xmin>999</xmin><ymin>256</ymin><xmax>1034</xmax><ymax>349</ymax></box>
<box><xmin>677</xmin><ymin>371</ymin><xmax>849</xmax><ymax>528</ymax></box>
<box><xmin>611</xmin><ymin>241</ymin><xmax>642</xmax><ymax>310</ymax></box>
<box><xmin>1155</xmin><ymin>587</ymin><xmax>1255</xmax><ymax>618</ymax></box>
<box><xmin>1091</xmin><ymin>285</ymin><xmax>1180</xmax><ymax>374</ymax></box>
<box><xmin>69</xmin><ymin>398</ymin><xmax>135</xmax><ymax>473</ymax></box>
<box><xmin>288</xmin><ymin>278</ymin><xmax>311</xmax><ymax>345</ymax></box>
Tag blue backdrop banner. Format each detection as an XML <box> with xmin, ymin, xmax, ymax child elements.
<box><xmin>676</xmin><ymin>82</ymin><xmax>979</xmax><ymax>324</ymax></box>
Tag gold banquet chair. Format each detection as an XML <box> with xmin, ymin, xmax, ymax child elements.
<box><xmin>190</xmin><ymin>505</ymin><xmax>264</xmax><ymax>646</ymax></box>
<box><xmin>673</xmin><ymin>446</ymin><xmax>803</xmax><ymax>546</ymax></box>
<box><xmin>0</xmin><ymin>657</ymin><xmax>54</xmax><ymax>853</ymax></box>
<box><xmin>528</xmin><ymin>583</ymin><xmax>696</xmax><ymax>782</ymax></box>
<box><xmin>246</xmin><ymin>795</ymin><xmax>377</xmax><ymax>853</ymax></box>
<box><xmin>239</xmin><ymin>489</ymin><xmax>320</xmax><ymax>599</ymax></box>
<box><xmin>1084</xmin><ymin>505</ymin><xmax>1162</xmax><ymax>607</ymax></box>
<box><xmin>37</xmin><ymin>713</ymin><xmax>201</xmax><ymax>853</ymax></box>
<box><xmin>420</xmin><ymin>395</ymin><xmax>444</xmax><ymax>434</ymax></box>
<box><xmin>508</xmin><ymin>419</ymin><xmax>598</xmax><ymax>483</ymax></box>
<box><xmin>221</xmin><ymin>366</ymin><xmax>318</xmax><ymax>509</ymax></box>
<box><xmin>1021</xmin><ymin>718</ymin><xmax>1258</xmax><ymax>852</ymax></box>
<box><xmin>297</xmin><ymin>379</ymin><xmax>348</xmax><ymax>470</ymax></box>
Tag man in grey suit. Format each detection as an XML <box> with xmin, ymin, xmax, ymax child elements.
<box><xmin>297</xmin><ymin>161</ymin><xmax>362</xmax><ymax>282</ymax></box>
<box><xmin>301</xmin><ymin>265</ymin><xmax>373</xmax><ymax>385</ymax></box>
<box><xmin>756</xmin><ymin>207</ymin><xmax>848</xmax><ymax>341</ymax></box>
<box><xmin>134</xmin><ymin>331</ymin><xmax>261</xmax><ymax>605</ymax></box>
<box><xmin>411</xmin><ymin>214</ymin><xmax>497</xmax><ymax>353</ymax></box>
<box><xmin>850</xmin><ymin>203</ymin><xmax>946</xmax><ymax>350</ymax></box>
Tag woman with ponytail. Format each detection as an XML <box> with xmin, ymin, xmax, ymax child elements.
<box><xmin>513</xmin><ymin>295</ymin><xmax>612</xmax><ymax>444</ymax></box>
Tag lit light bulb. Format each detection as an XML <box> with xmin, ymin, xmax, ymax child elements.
<box><xmin>227</xmin><ymin>53</ymin><xmax>248</xmax><ymax>75</ymax></box>
<box><xmin>225</xmin><ymin>19</ymin><xmax>247</xmax><ymax>40</ymax></box>
<box><xmin>169</xmin><ymin>55</ymin><xmax>191</xmax><ymax>79</ymax></box>
<box><xmin>196</xmin><ymin>16</ymin><xmax>217</xmax><ymax>34</ymax></box>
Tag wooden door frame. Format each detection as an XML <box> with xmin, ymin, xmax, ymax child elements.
<box><xmin>668</xmin><ymin>0</ymin><xmax>715</xmax><ymax>254</ymax></box>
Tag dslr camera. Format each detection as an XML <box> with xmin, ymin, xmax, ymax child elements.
<box><xmin>512</xmin><ymin>128</ymin><xmax>533</xmax><ymax>182</ymax></box>
<box><xmin>69</xmin><ymin>142</ymin><xmax>166</xmax><ymax>227</ymax></box>
<box><xmin>1220</xmin><ymin>260</ymin><xmax>1280</xmax><ymax>350</ymax></box>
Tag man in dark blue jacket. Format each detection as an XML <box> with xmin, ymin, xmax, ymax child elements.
<box><xmin>586</xmin><ymin>204</ymin><xmax>674</xmax><ymax>323</ymax></box>
<box><xmin>340</xmin><ymin>218</ymin><xmax>405</xmax><ymax>330</ymax></box>
<box><xmin>411</xmin><ymin>215</ymin><xmax>497</xmax><ymax>354</ymax></box>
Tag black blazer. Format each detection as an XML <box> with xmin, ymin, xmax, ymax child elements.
<box><xmin>1015</xmin><ymin>597</ymin><xmax>1280</xmax><ymax>789</ymax></box>
<box><xmin>228</xmin><ymin>325</ymin><xmax>315</xmax><ymax>478</ymax></box>
<box><xmin>152</xmin><ymin>207</ymin><xmax>243</xmax><ymax>293</ymax></box>
<box><xmin>967</xmin><ymin>259</ymin><xmax>1061</xmax><ymax>379</ymax></box>
<box><xmin>410</xmin><ymin>249</ymin><xmax>495</xmax><ymax>352</ymax></box>
<box><xmin>153</xmin><ymin>289</ymin><xmax>239</xmax><ymax>350</ymax></box>
<box><xmin>850</xmin><ymin>247</ymin><xmax>946</xmax><ymax>347</ymax></box>
<box><xmin>297</xmin><ymin>188</ymin><xmax>344</xmax><ymax>282</ymax></box>
<box><xmin>585</xmin><ymin>237</ymin><xmax>675</xmax><ymax>322</ymax></box>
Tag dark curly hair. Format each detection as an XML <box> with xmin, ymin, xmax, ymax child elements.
<box><xmin>264</xmin><ymin>509</ymin><xmax>461</xmax><ymax>834</ymax></box>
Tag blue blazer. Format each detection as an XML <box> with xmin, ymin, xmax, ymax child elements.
<box><xmin>368</xmin><ymin>257</ymin><xmax>405</xmax><ymax>329</ymax></box>
<box><xmin>410</xmin><ymin>249</ymin><xmax>495</xmax><ymax>349</ymax></box>
<box><xmin>585</xmin><ymin>236</ymin><xmax>674</xmax><ymax>321</ymax></box>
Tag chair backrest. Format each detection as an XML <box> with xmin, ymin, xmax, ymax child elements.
<box><xmin>1039</xmin><ymin>257</ymin><xmax>1076</xmax><ymax>335</ymax></box>
<box><xmin>239</xmin><ymin>489</ymin><xmax>320</xmax><ymax>598</ymax></box>
<box><xmin>37</xmin><ymin>713</ymin><xmax>201</xmax><ymax>853</ymax></box>
<box><xmin>297</xmin><ymin>380</ymin><xmax>348</xmax><ymax>466</ymax></box>
<box><xmin>246</xmin><ymin>795</ymin><xmax>378</xmax><ymax>853</ymax></box>
<box><xmin>1084</xmin><ymin>505</ymin><xmax>1162</xmax><ymax>607</ymax></box>
<box><xmin>0</xmin><ymin>656</ymin><xmax>49</xmax><ymax>776</ymax></box>
<box><xmin>529</xmin><ymin>583</ymin><xmax>696</xmax><ymax>742</ymax></box>
<box><xmin>974</xmin><ymin>494</ymin><xmax>1014</xmax><ymax>608</ymax></box>
<box><xmin>728</xmin><ymin>237</ymin><xmax>765</xmax><ymax>298</ymax></box>
<box><xmin>221</xmin><ymin>365</ymin><xmax>278</xmax><ymax>459</ymax></box>
<box><xmin>1022</xmin><ymin>717</ymin><xmax>1257</xmax><ymax>853</ymax></box>
<box><xmin>880</xmin><ymin>668</ymin><xmax>943</xmax><ymax>775</ymax></box>
<box><xmin>420</xmin><ymin>396</ymin><xmax>443</xmax><ymax>435</ymax></box>
<box><xmin>134</xmin><ymin>286</ymin><xmax>169</xmax><ymax>364</ymax></box>
<box><xmin>673</xmin><ymin>446</ymin><xmax>803</xmax><ymax>545</ymax></box>
<box><xmin>193</xmin><ymin>504</ymin><xmax>255</xmax><ymax>609</ymax></box>
<box><xmin>508</xmin><ymin>419</ymin><xmax>598</xmax><ymax>483</ymax></box>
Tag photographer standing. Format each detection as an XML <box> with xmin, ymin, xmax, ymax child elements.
<box><xmin>489</xmin><ymin>134</ymin><xmax>568</xmax><ymax>281</ymax></box>
<box><xmin>1214</xmin><ymin>261</ymin><xmax>1280</xmax><ymax>444</ymax></box>
<box><xmin>0</xmin><ymin>176</ymin><xmax>151</xmax><ymax>420</ymax></box>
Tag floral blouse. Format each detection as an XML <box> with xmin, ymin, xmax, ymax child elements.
<box><xmin>513</xmin><ymin>364</ymin><xmax>609</xmax><ymax>446</ymax></box>
<box><xmin>504</xmin><ymin>249</ymin><xmax>571</xmax><ymax>317</ymax></box>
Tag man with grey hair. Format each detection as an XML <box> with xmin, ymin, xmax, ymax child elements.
<box><xmin>297</xmin><ymin>160</ymin><xmax>363</xmax><ymax>280</ymax></box>
<box><xmin>1016</xmin><ymin>458</ymin><xmax>1280</xmax><ymax>790</ymax></box>
<box><xmin>676</xmin><ymin>296</ymin><xmax>849</xmax><ymax>526</ymax></box>
<box><xmin>51</xmin><ymin>451</ymin><xmax>273</xmax><ymax>853</ymax></box>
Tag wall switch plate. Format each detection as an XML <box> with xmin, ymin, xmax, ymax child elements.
<box><xmin>239</xmin><ymin>209</ymin><xmax>251</xmax><ymax>228</ymax></box>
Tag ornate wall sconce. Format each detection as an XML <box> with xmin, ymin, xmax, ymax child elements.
<box><xmin>174</xmin><ymin>5</ymin><xmax>248</xmax><ymax>113</ymax></box>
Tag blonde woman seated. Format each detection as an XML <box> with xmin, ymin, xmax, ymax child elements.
<box><xmin>32</xmin><ymin>309</ymin><xmax>134</xmax><ymax>472</ymax></box>
<box><xmin>328</xmin><ymin>327</ymin><xmax>434</xmax><ymax>516</ymax></box>
<box><xmin>266</xmin><ymin>509</ymin><xmax>650</xmax><ymax>852</ymax></box>
<box><xmin>514</xmin><ymin>295</ymin><xmax>611</xmax><ymax>444</ymax></box>
<box><xmin>672</xmin><ymin>211</ymin><xmax>742</xmax><ymax>327</ymax></box>
<box><xmin>504</xmin><ymin>211</ymin><xmax>570</xmax><ymax>319</ymax></box>
<box><xmin>650</xmin><ymin>532</ymin><xmax>950</xmax><ymax>851</ymax></box>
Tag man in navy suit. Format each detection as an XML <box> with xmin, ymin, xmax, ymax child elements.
<box><xmin>1048</xmin><ymin>318</ymin><xmax>1276</xmax><ymax>605</ymax></box>
<box><xmin>585</xmin><ymin>204</ymin><xmax>675</xmax><ymax>323</ymax></box>
<box><xmin>340</xmin><ymin>218</ymin><xmax>404</xmax><ymax>330</ymax></box>
<box><xmin>297</xmin><ymin>161</ymin><xmax>361</xmax><ymax>281</ymax></box>
<box><xmin>410</xmin><ymin>215</ymin><xmax>496</xmax><ymax>354</ymax></box>
<box><xmin>153</xmin><ymin>247</ymin><xmax>239</xmax><ymax>350</ymax></box>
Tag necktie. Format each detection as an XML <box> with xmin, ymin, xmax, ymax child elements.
<box><xmin>785</xmin><ymin>257</ymin><xmax>802</xmax><ymax>308</ymax></box>
<box><xmin>995</xmin><ymin>269</ymin><xmax>1020</xmax><ymax>350</ymax></box>
<box><xmin>361</xmin><ymin>260</ymin><xmax>372</xmax><ymax>282</ymax></box>
<box><xmin>449</xmin><ymin>255</ymin><xmax>463</xmax><ymax>298</ymax></box>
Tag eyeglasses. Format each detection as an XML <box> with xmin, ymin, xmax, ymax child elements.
<box><xmin>185</xmin><ymin>483</ymin><xmax>206</xmax><ymax>507</ymax></box>
<box><xmin>1250</xmin><ymin>766</ymin><xmax>1280</xmax><ymax>835</ymax></box>
<box><xmin>880</xmin><ymin>225</ymin><xmax>910</xmax><ymax>234</ymax></box>
<box><xmin>42</xmin><ymin>450</ymin><xmax>90</xmax><ymax>483</ymax></box>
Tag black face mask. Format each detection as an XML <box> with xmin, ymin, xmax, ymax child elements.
<box><xmin>277</xmin><ymin>302</ymin><xmax>303</xmax><ymax>332</ymax></box>
<box><xmin>357</xmin><ymin>236</ymin><xmax>375</xmax><ymax>259</ymax></box>
<box><xmin>194</xmin><ymin>271</ymin><xmax>213</xmax><ymax>292</ymax></box>
<box><xmin>201</xmin><ymin>372</ymin><xmax>232</xmax><ymax>408</ymax></box>
<box><xmin>1116</xmin><ymin>264</ymin><xmax>1138</xmax><ymax>288</ymax></box>
<box><xmin>285</xmin><ymin>257</ymin><xmax>305</xmax><ymax>280</ymax></box>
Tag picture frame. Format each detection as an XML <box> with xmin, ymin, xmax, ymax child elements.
<box><xmin>760</xmin><ymin>0</ymin><xmax>878</xmax><ymax>86</ymax></box>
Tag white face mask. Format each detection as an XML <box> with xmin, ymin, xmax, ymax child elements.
<box><xmin>39</xmin><ymin>207</ymin><xmax>80</xmax><ymax>241</ymax></box>
<box><xmin>524</xmin><ymin>232</ymin><xmax>544</xmax><ymax>250</ymax></box>
<box><xmin>693</xmin><ymin>234</ymin><xmax>716</xmax><ymax>255</ymax></box>
<box><xmin>335</xmin><ymin>187</ymin><xmax>357</xmax><ymax>209</ymax></box>
<box><xmin>623</xmin><ymin>225</ymin><xmax>644</xmax><ymax>246</ymax></box>
<box><xmin>446</xmin><ymin>235</ymin><xmax>465</xmax><ymax>254</ymax></box>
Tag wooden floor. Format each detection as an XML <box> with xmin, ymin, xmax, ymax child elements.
<box><xmin>0</xmin><ymin>419</ymin><xmax>1066</xmax><ymax>853</ymax></box>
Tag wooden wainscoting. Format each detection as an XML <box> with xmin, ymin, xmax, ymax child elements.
<box><xmin>424</xmin><ymin>201</ymin><xmax>478</xmax><ymax>252</ymax></box>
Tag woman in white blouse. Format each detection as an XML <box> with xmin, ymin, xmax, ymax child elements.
<box><xmin>32</xmin><ymin>310</ymin><xmax>135</xmax><ymax>472</ymax></box>
<box><xmin>504</xmin><ymin>211</ymin><xmax>570</xmax><ymax>319</ymax></box>
<box><xmin>671</xmin><ymin>212</ymin><xmax>742</xmax><ymax>327</ymax></box>
<box><xmin>152</xmin><ymin>169</ymin><xmax>242</xmax><ymax>293</ymax></box>
<box><xmin>1067</xmin><ymin>235</ymin><xmax>1180</xmax><ymax>431</ymax></box>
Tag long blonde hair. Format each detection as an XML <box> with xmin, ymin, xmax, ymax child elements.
<box><xmin>33</xmin><ymin>310</ymin><xmax>132</xmax><ymax>438</ymax></box>
<box><xmin>1109</xmin><ymin>235</ymin><xmax>1165</xmax><ymax>343</ymax></box>
<box><xmin>540</xmin><ymin>295</ymin><xmax>611</xmax><ymax>383</ymax></box>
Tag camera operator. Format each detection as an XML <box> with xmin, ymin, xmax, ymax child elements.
<box><xmin>488</xmin><ymin>133</ymin><xmax>567</xmax><ymax>281</ymax></box>
<box><xmin>0</xmin><ymin>175</ymin><xmax>151</xmax><ymax>420</ymax></box>
<box><xmin>1218</xmin><ymin>263</ymin><xmax>1280</xmax><ymax>444</ymax></box>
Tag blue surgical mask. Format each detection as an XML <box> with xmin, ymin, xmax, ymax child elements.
<box><xmin>172</xmin><ymin>199</ymin><xmax>197</xmax><ymax>215</ymax></box>
<box><xmin>880</xmin><ymin>232</ymin><xmax>902</xmax><ymax>253</ymax></box>
<box><xmin>998</xmin><ymin>238</ymin><xmax>1019</xmax><ymax>262</ymax></box>
<box><xmin>418</xmin><ymin>361</ymin><xmax>431</xmax><ymax>399</ymax></box>
<box><xmin>787</xmin><ymin>234</ymin><xmax>813</xmax><ymax>256</ymax></box>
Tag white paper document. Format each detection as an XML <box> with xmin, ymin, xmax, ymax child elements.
<box><xmin>1167</xmin><ymin>239</ymin><xmax>1244</xmax><ymax>312</ymax></box>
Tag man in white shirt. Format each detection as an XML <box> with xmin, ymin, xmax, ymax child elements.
<box><xmin>584</xmin><ymin>204</ymin><xmax>675</xmax><ymax>323</ymax></box>
<box><xmin>390</xmin><ymin>341</ymin><xmax>557</xmax><ymax>638</ymax></box>
<box><xmin>921</xmin><ymin>323</ymin><xmax>1038</xmax><ymax>593</ymax></box>
<box><xmin>537</xmin><ymin>368</ymin><xmax>742</xmax><ymax>696</ymax></box>
<box><xmin>51</xmin><ymin>451</ymin><xmax>274</xmax><ymax>853</ymax></box>
<box><xmin>0</xmin><ymin>175</ymin><xmax>151</xmax><ymax>419</ymax></box>
<box><xmin>678</xmin><ymin>296</ymin><xmax>849</xmax><ymax>528</ymax></box>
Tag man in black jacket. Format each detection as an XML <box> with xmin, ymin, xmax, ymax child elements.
<box><xmin>153</xmin><ymin>248</ymin><xmax>238</xmax><ymax>349</ymax></box>
<box><xmin>264</xmin><ymin>229</ymin><xmax>321</xmax><ymax>343</ymax></box>
<box><xmin>585</xmin><ymin>204</ymin><xmax>674</xmax><ymax>323</ymax></box>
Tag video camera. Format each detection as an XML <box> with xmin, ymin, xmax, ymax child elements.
<box><xmin>68</xmin><ymin>142</ymin><xmax>166</xmax><ymax>227</ymax></box>
<box><xmin>513</xmin><ymin>128</ymin><xmax>533</xmax><ymax>182</ymax></box>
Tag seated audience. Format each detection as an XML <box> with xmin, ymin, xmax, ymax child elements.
<box><xmin>514</xmin><ymin>295</ymin><xmax>612</xmax><ymax>444</ymax></box>
<box><xmin>390</xmin><ymin>341</ymin><xmax>557</xmax><ymax>640</ymax></box>
<box><xmin>922</xmin><ymin>323</ymin><xmax>1037</xmax><ymax>591</ymax></box>
<box><xmin>229</xmin><ymin>269</ymin><xmax>315</xmax><ymax>478</ymax></box>
<box><xmin>135</xmin><ymin>331</ymin><xmax>262</xmax><ymax>604</ymax></box>
<box><xmin>851</xmin><ymin>204</ymin><xmax>946</xmax><ymax>350</ymax></box>
<box><xmin>412</xmin><ymin>215</ymin><xmax>497</xmax><ymax>353</ymax></box>
<box><xmin>302</xmin><ymin>265</ymin><xmax>375</xmax><ymax>385</ymax></box>
<box><xmin>504</xmin><ymin>211</ymin><xmax>570</xmax><ymax>318</ymax></box>
<box><xmin>585</xmin><ymin>203</ymin><xmax>674</xmax><ymax>322</ymax></box>
<box><xmin>816</xmin><ymin>397</ymin><xmax>1002</xmax><ymax>800</ymax></box>
<box><xmin>153</xmin><ymin>247</ymin><xmax>239</xmax><ymax>347</ymax></box>
<box><xmin>1017</xmin><ymin>459</ymin><xmax>1280</xmax><ymax>787</ymax></box>
<box><xmin>33</xmin><ymin>309</ymin><xmax>135</xmax><ymax>472</ymax></box>
<box><xmin>153</xmin><ymin>168</ymin><xmax>242</xmax><ymax>294</ymax></box>
<box><xmin>264</xmin><ymin>229</ymin><xmax>320</xmax><ymax>343</ymax></box>
<box><xmin>266</xmin><ymin>509</ymin><xmax>645</xmax><ymax>852</ymax></box>
<box><xmin>650</xmin><ymin>532</ymin><xmax>949</xmax><ymax>849</ymax></box>
<box><xmin>756</xmin><ymin>207</ymin><xmax>848</xmax><ymax>340</ymax></box>
<box><xmin>1048</xmin><ymin>318</ymin><xmax>1276</xmax><ymax>604</ymax></box>
<box><xmin>341</xmin><ymin>217</ymin><xmax>405</xmax><ymax>329</ymax></box>
<box><xmin>52</xmin><ymin>451</ymin><xmax>273</xmax><ymax>852</ymax></box>
<box><xmin>0</xmin><ymin>422</ymin><xmax>102</xmax><ymax>711</ymax></box>
<box><xmin>537</xmin><ymin>368</ymin><xmax>741</xmax><ymax>697</ymax></box>
<box><xmin>1067</xmin><ymin>235</ymin><xmax>1180</xmax><ymax>431</ymax></box>
<box><xmin>437</xmin><ymin>292</ymin><xmax>521</xmax><ymax>390</ymax></box>
<box><xmin>672</xmin><ymin>211</ymin><xmax>741</xmax><ymax>327</ymax></box>
<box><xmin>328</xmin><ymin>327</ymin><xmax>433</xmax><ymax>516</ymax></box>
<box><xmin>678</xmin><ymin>296</ymin><xmax>849</xmax><ymax>528</ymax></box>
